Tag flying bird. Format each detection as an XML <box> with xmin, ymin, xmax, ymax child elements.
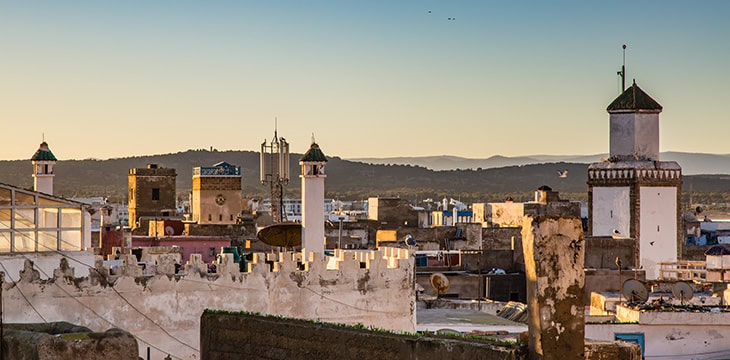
<box><xmin>649</xmin><ymin>241</ymin><xmax>655</xmax><ymax>246</ymax></box>
<box><xmin>557</xmin><ymin>170</ymin><xmax>568</xmax><ymax>178</ymax></box>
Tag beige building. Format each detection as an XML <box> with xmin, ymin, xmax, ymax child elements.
<box><xmin>128</xmin><ymin>164</ymin><xmax>177</xmax><ymax>230</ymax></box>
<box><xmin>192</xmin><ymin>161</ymin><xmax>242</xmax><ymax>225</ymax></box>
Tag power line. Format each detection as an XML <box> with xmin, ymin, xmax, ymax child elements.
<box><xmin>9</xmin><ymin>249</ymin><xmax>189</xmax><ymax>359</ymax></box>
<box><xmin>0</xmin><ymin>261</ymin><xmax>47</xmax><ymax>322</ymax></box>
<box><xmin>36</xmin><ymin>240</ymin><xmax>199</xmax><ymax>353</ymax></box>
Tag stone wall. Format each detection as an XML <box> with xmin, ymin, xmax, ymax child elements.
<box><xmin>200</xmin><ymin>311</ymin><xmax>525</xmax><ymax>360</ymax></box>
<box><xmin>4</xmin><ymin>322</ymin><xmax>138</xmax><ymax>360</ymax></box>
<box><xmin>585</xmin><ymin>236</ymin><xmax>635</xmax><ymax>270</ymax></box>
<box><xmin>199</xmin><ymin>311</ymin><xmax>640</xmax><ymax>360</ymax></box>
<box><xmin>1</xmin><ymin>249</ymin><xmax>414</xmax><ymax>360</ymax></box>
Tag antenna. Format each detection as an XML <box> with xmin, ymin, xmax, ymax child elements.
<box><xmin>311</xmin><ymin>132</ymin><xmax>316</xmax><ymax>145</ymax></box>
<box><xmin>261</xmin><ymin>123</ymin><xmax>290</xmax><ymax>223</ymax></box>
<box><xmin>617</xmin><ymin>44</ymin><xmax>627</xmax><ymax>92</ymax></box>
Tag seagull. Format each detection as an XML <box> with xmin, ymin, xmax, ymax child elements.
<box><xmin>612</xmin><ymin>229</ymin><xmax>626</xmax><ymax>239</ymax></box>
<box><xmin>557</xmin><ymin>169</ymin><xmax>568</xmax><ymax>178</ymax></box>
<box><xmin>649</xmin><ymin>241</ymin><xmax>655</xmax><ymax>246</ymax></box>
<box><xmin>405</xmin><ymin>234</ymin><xmax>417</xmax><ymax>248</ymax></box>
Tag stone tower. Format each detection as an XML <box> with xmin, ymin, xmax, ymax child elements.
<box><xmin>588</xmin><ymin>82</ymin><xmax>682</xmax><ymax>279</ymax></box>
<box><xmin>128</xmin><ymin>164</ymin><xmax>177</xmax><ymax>230</ymax></box>
<box><xmin>31</xmin><ymin>141</ymin><xmax>57</xmax><ymax>195</ymax></box>
<box><xmin>300</xmin><ymin>142</ymin><xmax>327</xmax><ymax>254</ymax></box>
<box><xmin>192</xmin><ymin>161</ymin><xmax>242</xmax><ymax>224</ymax></box>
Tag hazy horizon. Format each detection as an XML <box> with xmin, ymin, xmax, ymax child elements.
<box><xmin>2</xmin><ymin>1</ymin><xmax>729</xmax><ymax>161</ymax></box>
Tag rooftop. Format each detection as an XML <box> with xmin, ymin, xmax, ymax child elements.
<box><xmin>606</xmin><ymin>82</ymin><xmax>663</xmax><ymax>112</ymax></box>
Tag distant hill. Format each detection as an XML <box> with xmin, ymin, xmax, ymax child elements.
<box><xmin>350</xmin><ymin>152</ymin><xmax>730</xmax><ymax>175</ymax></box>
<box><xmin>1</xmin><ymin>149</ymin><xmax>729</xmax><ymax>205</ymax></box>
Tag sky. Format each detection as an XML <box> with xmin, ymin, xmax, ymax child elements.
<box><xmin>1</xmin><ymin>1</ymin><xmax>729</xmax><ymax>161</ymax></box>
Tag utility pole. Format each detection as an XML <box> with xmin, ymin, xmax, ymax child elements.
<box><xmin>1</xmin><ymin>272</ymin><xmax>4</xmax><ymax>360</ymax></box>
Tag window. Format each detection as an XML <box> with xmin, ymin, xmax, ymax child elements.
<box><xmin>152</xmin><ymin>188</ymin><xmax>160</xmax><ymax>201</ymax></box>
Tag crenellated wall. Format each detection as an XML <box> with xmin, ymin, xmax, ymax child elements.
<box><xmin>1</xmin><ymin>248</ymin><xmax>415</xmax><ymax>360</ymax></box>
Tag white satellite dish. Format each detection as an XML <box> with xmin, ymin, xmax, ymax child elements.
<box><xmin>622</xmin><ymin>279</ymin><xmax>648</xmax><ymax>303</ymax></box>
<box><xmin>164</xmin><ymin>226</ymin><xmax>174</xmax><ymax>236</ymax></box>
<box><xmin>672</xmin><ymin>282</ymin><xmax>694</xmax><ymax>305</ymax></box>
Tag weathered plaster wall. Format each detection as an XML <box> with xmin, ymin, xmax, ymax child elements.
<box><xmin>586</xmin><ymin>320</ymin><xmax>730</xmax><ymax>360</ymax></box>
<box><xmin>591</xmin><ymin>187</ymin><xmax>630</xmax><ymax>237</ymax></box>
<box><xmin>639</xmin><ymin>186</ymin><xmax>678</xmax><ymax>279</ymax></box>
<box><xmin>522</xmin><ymin>215</ymin><xmax>585</xmax><ymax>360</ymax></box>
<box><xmin>609</xmin><ymin>112</ymin><xmax>659</xmax><ymax>160</ymax></box>
<box><xmin>1</xmin><ymin>249</ymin><xmax>415</xmax><ymax>360</ymax></box>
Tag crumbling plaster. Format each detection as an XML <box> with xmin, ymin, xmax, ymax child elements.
<box><xmin>1</xmin><ymin>249</ymin><xmax>415</xmax><ymax>360</ymax></box>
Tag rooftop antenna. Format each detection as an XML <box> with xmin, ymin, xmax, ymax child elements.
<box><xmin>617</xmin><ymin>44</ymin><xmax>627</xmax><ymax>93</ymax></box>
<box><xmin>261</xmin><ymin>119</ymin><xmax>290</xmax><ymax>223</ymax></box>
<box><xmin>311</xmin><ymin>132</ymin><xmax>316</xmax><ymax>144</ymax></box>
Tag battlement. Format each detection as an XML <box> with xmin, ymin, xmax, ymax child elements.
<box><xmin>1</xmin><ymin>248</ymin><xmax>416</xmax><ymax>359</ymax></box>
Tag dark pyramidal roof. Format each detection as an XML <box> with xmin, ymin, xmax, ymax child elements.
<box><xmin>607</xmin><ymin>81</ymin><xmax>663</xmax><ymax>112</ymax></box>
<box><xmin>31</xmin><ymin>142</ymin><xmax>57</xmax><ymax>161</ymax></box>
<box><xmin>300</xmin><ymin>143</ymin><xmax>328</xmax><ymax>162</ymax></box>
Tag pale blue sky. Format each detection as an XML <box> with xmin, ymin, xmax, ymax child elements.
<box><xmin>1</xmin><ymin>1</ymin><xmax>728</xmax><ymax>161</ymax></box>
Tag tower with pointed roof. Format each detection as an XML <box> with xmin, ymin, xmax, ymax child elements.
<box><xmin>31</xmin><ymin>141</ymin><xmax>57</xmax><ymax>195</ymax></box>
<box><xmin>588</xmin><ymin>82</ymin><xmax>682</xmax><ymax>279</ymax></box>
<box><xmin>300</xmin><ymin>142</ymin><xmax>327</xmax><ymax>254</ymax></box>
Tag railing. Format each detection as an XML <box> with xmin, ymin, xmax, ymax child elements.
<box><xmin>193</xmin><ymin>166</ymin><xmax>241</xmax><ymax>176</ymax></box>
<box><xmin>659</xmin><ymin>260</ymin><xmax>707</xmax><ymax>281</ymax></box>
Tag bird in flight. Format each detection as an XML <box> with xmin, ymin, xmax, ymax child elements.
<box><xmin>557</xmin><ymin>169</ymin><xmax>568</xmax><ymax>178</ymax></box>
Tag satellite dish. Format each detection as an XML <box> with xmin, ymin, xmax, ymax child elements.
<box><xmin>672</xmin><ymin>282</ymin><xmax>694</xmax><ymax>305</ymax></box>
<box><xmin>256</xmin><ymin>222</ymin><xmax>302</xmax><ymax>248</ymax></box>
<box><xmin>622</xmin><ymin>279</ymin><xmax>648</xmax><ymax>303</ymax></box>
<box><xmin>430</xmin><ymin>273</ymin><xmax>450</xmax><ymax>296</ymax></box>
<box><xmin>164</xmin><ymin>226</ymin><xmax>174</xmax><ymax>236</ymax></box>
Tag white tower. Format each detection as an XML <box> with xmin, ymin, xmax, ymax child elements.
<box><xmin>31</xmin><ymin>141</ymin><xmax>57</xmax><ymax>195</ymax></box>
<box><xmin>300</xmin><ymin>142</ymin><xmax>327</xmax><ymax>255</ymax></box>
<box><xmin>588</xmin><ymin>82</ymin><xmax>682</xmax><ymax>279</ymax></box>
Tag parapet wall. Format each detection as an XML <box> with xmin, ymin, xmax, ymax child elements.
<box><xmin>1</xmin><ymin>248</ymin><xmax>415</xmax><ymax>360</ymax></box>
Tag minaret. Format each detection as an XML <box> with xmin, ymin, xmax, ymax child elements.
<box><xmin>31</xmin><ymin>141</ymin><xmax>57</xmax><ymax>195</ymax></box>
<box><xmin>588</xmin><ymin>82</ymin><xmax>682</xmax><ymax>280</ymax></box>
<box><xmin>608</xmin><ymin>80</ymin><xmax>662</xmax><ymax>161</ymax></box>
<box><xmin>300</xmin><ymin>141</ymin><xmax>328</xmax><ymax>254</ymax></box>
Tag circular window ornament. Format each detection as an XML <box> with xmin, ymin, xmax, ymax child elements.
<box><xmin>215</xmin><ymin>194</ymin><xmax>226</xmax><ymax>206</ymax></box>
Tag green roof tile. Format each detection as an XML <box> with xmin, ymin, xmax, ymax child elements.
<box><xmin>31</xmin><ymin>142</ymin><xmax>57</xmax><ymax>161</ymax></box>
<box><xmin>300</xmin><ymin>143</ymin><xmax>328</xmax><ymax>162</ymax></box>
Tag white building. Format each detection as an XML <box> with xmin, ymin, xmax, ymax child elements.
<box><xmin>588</xmin><ymin>82</ymin><xmax>682</xmax><ymax>280</ymax></box>
<box><xmin>31</xmin><ymin>141</ymin><xmax>57</xmax><ymax>195</ymax></box>
<box><xmin>0</xmin><ymin>183</ymin><xmax>95</xmax><ymax>279</ymax></box>
<box><xmin>300</xmin><ymin>142</ymin><xmax>327</xmax><ymax>254</ymax></box>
